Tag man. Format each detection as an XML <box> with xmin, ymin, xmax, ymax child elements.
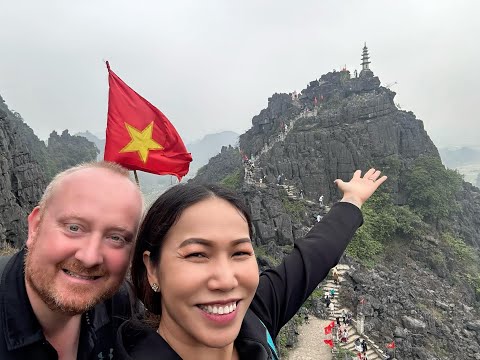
<box><xmin>0</xmin><ymin>161</ymin><xmax>143</xmax><ymax>360</ymax></box>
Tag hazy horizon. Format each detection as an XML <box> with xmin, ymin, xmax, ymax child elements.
<box><xmin>1</xmin><ymin>0</ymin><xmax>478</xmax><ymax>147</ymax></box>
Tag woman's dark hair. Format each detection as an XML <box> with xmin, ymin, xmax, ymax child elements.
<box><xmin>131</xmin><ymin>183</ymin><xmax>253</xmax><ymax>316</ymax></box>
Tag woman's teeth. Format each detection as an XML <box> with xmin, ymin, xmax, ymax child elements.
<box><xmin>199</xmin><ymin>302</ymin><xmax>237</xmax><ymax>315</ymax></box>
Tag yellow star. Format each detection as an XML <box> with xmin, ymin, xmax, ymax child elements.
<box><xmin>120</xmin><ymin>122</ymin><xmax>164</xmax><ymax>163</ymax></box>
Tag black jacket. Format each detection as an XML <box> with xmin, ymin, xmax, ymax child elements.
<box><xmin>0</xmin><ymin>249</ymin><xmax>134</xmax><ymax>360</ymax></box>
<box><xmin>116</xmin><ymin>202</ymin><xmax>363</xmax><ymax>360</ymax></box>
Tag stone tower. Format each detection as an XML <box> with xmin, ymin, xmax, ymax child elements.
<box><xmin>360</xmin><ymin>43</ymin><xmax>374</xmax><ymax>77</ymax></box>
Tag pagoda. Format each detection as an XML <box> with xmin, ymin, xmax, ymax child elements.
<box><xmin>360</xmin><ymin>43</ymin><xmax>374</xmax><ymax>77</ymax></box>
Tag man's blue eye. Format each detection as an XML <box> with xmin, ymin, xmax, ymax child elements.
<box><xmin>110</xmin><ymin>235</ymin><xmax>125</xmax><ymax>243</ymax></box>
<box><xmin>68</xmin><ymin>224</ymin><xmax>80</xmax><ymax>232</ymax></box>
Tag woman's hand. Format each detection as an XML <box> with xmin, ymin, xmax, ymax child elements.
<box><xmin>334</xmin><ymin>168</ymin><xmax>387</xmax><ymax>208</ymax></box>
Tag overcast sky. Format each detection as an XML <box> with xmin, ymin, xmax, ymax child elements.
<box><xmin>0</xmin><ymin>0</ymin><xmax>478</xmax><ymax>147</ymax></box>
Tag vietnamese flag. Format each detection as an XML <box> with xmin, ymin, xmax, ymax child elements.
<box><xmin>104</xmin><ymin>62</ymin><xmax>192</xmax><ymax>180</ymax></box>
<box><xmin>324</xmin><ymin>321</ymin><xmax>335</xmax><ymax>334</ymax></box>
<box><xmin>323</xmin><ymin>339</ymin><xmax>334</xmax><ymax>348</ymax></box>
<box><xmin>387</xmin><ymin>341</ymin><xmax>395</xmax><ymax>349</ymax></box>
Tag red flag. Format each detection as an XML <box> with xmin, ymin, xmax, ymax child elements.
<box><xmin>323</xmin><ymin>339</ymin><xmax>334</xmax><ymax>348</ymax></box>
<box><xmin>324</xmin><ymin>320</ymin><xmax>335</xmax><ymax>334</ymax></box>
<box><xmin>387</xmin><ymin>341</ymin><xmax>395</xmax><ymax>349</ymax></box>
<box><xmin>104</xmin><ymin>62</ymin><xmax>192</xmax><ymax>180</ymax></box>
<box><xmin>239</xmin><ymin>149</ymin><xmax>248</xmax><ymax>161</ymax></box>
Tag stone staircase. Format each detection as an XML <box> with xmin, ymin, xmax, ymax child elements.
<box><xmin>278</xmin><ymin>184</ymin><xmax>299</xmax><ymax>200</ymax></box>
<box><xmin>323</xmin><ymin>265</ymin><xmax>390</xmax><ymax>360</ymax></box>
<box><xmin>243</xmin><ymin>106</ymin><xmax>317</xmax><ymax>185</ymax></box>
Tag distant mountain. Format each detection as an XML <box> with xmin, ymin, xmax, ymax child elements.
<box><xmin>74</xmin><ymin>130</ymin><xmax>239</xmax><ymax>198</ymax></box>
<box><xmin>187</xmin><ymin>131</ymin><xmax>239</xmax><ymax>175</ymax></box>
<box><xmin>76</xmin><ymin>130</ymin><xmax>105</xmax><ymax>156</ymax></box>
<box><xmin>439</xmin><ymin>146</ymin><xmax>480</xmax><ymax>168</ymax></box>
<box><xmin>439</xmin><ymin>147</ymin><xmax>480</xmax><ymax>187</ymax></box>
<box><xmin>75</xmin><ymin>130</ymin><xmax>238</xmax><ymax>176</ymax></box>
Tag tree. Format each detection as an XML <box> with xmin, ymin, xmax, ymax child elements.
<box><xmin>404</xmin><ymin>156</ymin><xmax>462</xmax><ymax>226</ymax></box>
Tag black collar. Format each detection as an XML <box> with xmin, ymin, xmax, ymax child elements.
<box><xmin>117</xmin><ymin>310</ymin><xmax>274</xmax><ymax>360</ymax></box>
<box><xmin>1</xmin><ymin>249</ymin><xmax>45</xmax><ymax>351</ymax></box>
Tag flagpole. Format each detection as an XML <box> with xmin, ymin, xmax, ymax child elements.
<box><xmin>133</xmin><ymin>170</ymin><xmax>140</xmax><ymax>186</ymax></box>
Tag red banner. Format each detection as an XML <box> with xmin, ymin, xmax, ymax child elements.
<box><xmin>104</xmin><ymin>62</ymin><xmax>192</xmax><ymax>180</ymax></box>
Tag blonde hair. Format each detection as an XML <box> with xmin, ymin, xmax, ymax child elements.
<box><xmin>38</xmin><ymin>161</ymin><xmax>138</xmax><ymax>215</ymax></box>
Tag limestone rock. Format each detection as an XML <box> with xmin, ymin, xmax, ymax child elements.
<box><xmin>466</xmin><ymin>321</ymin><xmax>480</xmax><ymax>332</ymax></box>
<box><xmin>0</xmin><ymin>96</ymin><xmax>46</xmax><ymax>248</ymax></box>
<box><xmin>402</xmin><ymin>316</ymin><xmax>427</xmax><ymax>332</ymax></box>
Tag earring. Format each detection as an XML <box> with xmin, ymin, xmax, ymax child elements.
<box><xmin>151</xmin><ymin>283</ymin><xmax>159</xmax><ymax>292</ymax></box>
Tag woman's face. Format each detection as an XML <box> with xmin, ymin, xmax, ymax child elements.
<box><xmin>145</xmin><ymin>197</ymin><xmax>259</xmax><ymax>350</ymax></box>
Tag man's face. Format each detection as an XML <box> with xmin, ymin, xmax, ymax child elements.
<box><xmin>25</xmin><ymin>168</ymin><xmax>143</xmax><ymax>315</ymax></box>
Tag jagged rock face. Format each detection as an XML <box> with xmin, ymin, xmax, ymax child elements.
<box><xmin>192</xmin><ymin>145</ymin><xmax>243</xmax><ymax>184</ymax></box>
<box><xmin>0</xmin><ymin>98</ymin><xmax>47</xmax><ymax>248</ymax></box>
<box><xmin>240</xmin><ymin>70</ymin><xmax>439</xmax><ymax>205</ymax></box>
<box><xmin>240</xmin><ymin>185</ymin><xmax>319</xmax><ymax>247</ymax></box>
<box><xmin>341</xmin><ymin>258</ymin><xmax>480</xmax><ymax>360</ymax></box>
<box><xmin>450</xmin><ymin>183</ymin><xmax>480</xmax><ymax>248</ymax></box>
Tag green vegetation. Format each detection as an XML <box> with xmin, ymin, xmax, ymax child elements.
<box><xmin>466</xmin><ymin>274</ymin><xmax>480</xmax><ymax>300</ymax></box>
<box><xmin>0</xmin><ymin>243</ymin><xmax>17</xmax><ymax>256</ymax></box>
<box><xmin>45</xmin><ymin>130</ymin><xmax>99</xmax><ymax>180</ymax></box>
<box><xmin>220</xmin><ymin>169</ymin><xmax>243</xmax><ymax>190</ymax></box>
<box><xmin>441</xmin><ymin>232</ymin><xmax>480</xmax><ymax>298</ymax></box>
<box><xmin>347</xmin><ymin>156</ymin><xmax>465</xmax><ymax>268</ymax></box>
<box><xmin>254</xmin><ymin>245</ymin><xmax>281</xmax><ymax>267</ymax></box>
<box><xmin>405</xmin><ymin>156</ymin><xmax>463</xmax><ymax>225</ymax></box>
<box><xmin>281</xmin><ymin>197</ymin><xmax>308</xmax><ymax>222</ymax></box>
<box><xmin>304</xmin><ymin>287</ymin><xmax>324</xmax><ymax>312</ymax></box>
<box><xmin>277</xmin><ymin>312</ymin><xmax>305</xmax><ymax>358</ymax></box>
<box><xmin>276</xmin><ymin>328</ymin><xmax>289</xmax><ymax>358</ymax></box>
<box><xmin>346</xmin><ymin>190</ymin><xmax>423</xmax><ymax>266</ymax></box>
<box><xmin>334</xmin><ymin>347</ymin><xmax>356</xmax><ymax>359</ymax></box>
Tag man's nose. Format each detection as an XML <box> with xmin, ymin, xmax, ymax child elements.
<box><xmin>74</xmin><ymin>235</ymin><xmax>104</xmax><ymax>268</ymax></box>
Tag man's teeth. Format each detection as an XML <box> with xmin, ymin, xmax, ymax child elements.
<box><xmin>200</xmin><ymin>302</ymin><xmax>237</xmax><ymax>315</ymax></box>
<box><xmin>64</xmin><ymin>269</ymin><xmax>96</xmax><ymax>280</ymax></box>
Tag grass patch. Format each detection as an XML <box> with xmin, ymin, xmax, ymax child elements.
<box><xmin>346</xmin><ymin>190</ymin><xmax>423</xmax><ymax>267</ymax></box>
<box><xmin>0</xmin><ymin>243</ymin><xmax>18</xmax><ymax>257</ymax></box>
<box><xmin>281</xmin><ymin>197</ymin><xmax>308</xmax><ymax>222</ymax></box>
<box><xmin>220</xmin><ymin>169</ymin><xmax>243</xmax><ymax>190</ymax></box>
<box><xmin>254</xmin><ymin>245</ymin><xmax>281</xmax><ymax>267</ymax></box>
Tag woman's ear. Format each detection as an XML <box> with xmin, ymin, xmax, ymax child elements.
<box><xmin>143</xmin><ymin>251</ymin><xmax>160</xmax><ymax>291</ymax></box>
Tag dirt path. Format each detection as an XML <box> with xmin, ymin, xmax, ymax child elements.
<box><xmin>287</xmin><ymin>317</ymin><xmax>333</xmax><ymax>360</ymax></box>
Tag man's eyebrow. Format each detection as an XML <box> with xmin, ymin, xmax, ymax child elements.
<box><xmin>178</xmin><ymin>238</ymin><xmax>251</xmax><ymax>248</ymax></box>
<box><xmin>57</xmin><ymin>216</ymin><xmax>134</xmax><ymax>237</ymax></box>
<box><xmin>57</xmin><ymin>214</ymin><xmax>87</xmax><ymax>223</ymax></box>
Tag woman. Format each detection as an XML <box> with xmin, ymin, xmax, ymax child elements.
<box><xmin>116</xmin><ymin>169</ymin><xmax>386</xmax><ymax>360</ymax></box>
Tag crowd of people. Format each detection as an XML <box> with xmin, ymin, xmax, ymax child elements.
<box><xmin>354</xmin><ymin>338</ymin><xmax>369</xmax><ymax>359</ymax></box>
